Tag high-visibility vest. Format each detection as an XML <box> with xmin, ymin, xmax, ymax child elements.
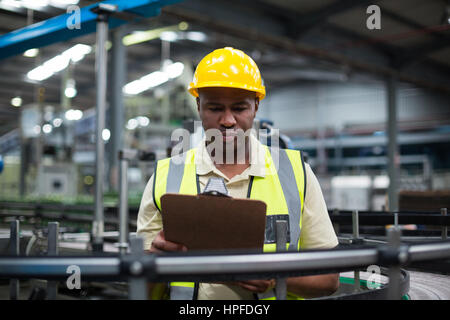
<box><xmin>152</xmin><ymin>145</ymin><xmax>306</xmax><ymax>300</ymax></box>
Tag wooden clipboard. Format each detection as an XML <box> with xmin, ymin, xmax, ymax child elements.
<box><xmin>161</xmin><ymin>193</ymin><xmax>267</xmax><ymax>252</ymax></box>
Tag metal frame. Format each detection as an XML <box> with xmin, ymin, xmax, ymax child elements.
<box><xmin>0</xmin><ymin>0</ymin><xmax>182</xmax><ymax>60</ymax></box>
<box><xmin>1</xmin><ymin>225</ymin><xmax>450</xmax><ymax>300</ymax></box>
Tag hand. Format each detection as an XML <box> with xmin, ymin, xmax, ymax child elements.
<box><xmin>235</xmin><ymin>279</ymin><xmax>276</xmax><ymax>293</ymax></box>
<box><xmin>149</xmin><ymin>230</ymin><xmax>187</xmax><ymax>253</ymax></box>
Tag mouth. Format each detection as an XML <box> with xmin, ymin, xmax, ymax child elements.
<box><xmin>221</xmin><ymin>130</ymin><xmax>238</xmax><ymax>142</ymax></box>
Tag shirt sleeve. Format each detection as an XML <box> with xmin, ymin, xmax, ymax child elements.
<box><xmin>299</xmin><ymin>163</ymin><xmax>339</xmax><ymax>250</ymax></box>
<box><xmin>136</xmin><ymin>174</ymin><xmax>163</xmax><ymax>251</ymax></box>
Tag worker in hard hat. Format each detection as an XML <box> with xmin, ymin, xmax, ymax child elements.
<box><xmin>137</xmin><ymin>47</ymin><xmax>339</xmax><ymax>300</ymax></box>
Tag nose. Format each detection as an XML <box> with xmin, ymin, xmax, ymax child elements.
<box><xmin>220</xmin><ymin>108</ymin><xmax>237</xmax><ymax>128</ymax></box>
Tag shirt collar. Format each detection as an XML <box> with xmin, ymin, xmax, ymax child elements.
<box><xmin>195</xmin><ymin>132</ymin><xmax>266</xmax><ymax>178</ymax></box>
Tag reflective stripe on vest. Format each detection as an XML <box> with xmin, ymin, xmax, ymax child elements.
<box><xmin>170</xmin><ymin>282</ymin><xmax>196</xmax><ymax>300</ymax></box>
<box><xmin>153</xmin><ymin>146</ymin><xmax>306</xmax><ymax>300</ymax></box>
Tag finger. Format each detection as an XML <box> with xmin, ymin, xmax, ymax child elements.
<box><xmin>236</xmin><ymin>281</ymin><xmax>269</xmax><ymax>293</ymax></box>
<box><xmin>149</xmin><ymin>245</ymin><xmax>164</xmax><ymax>254</ymax></box>
<box><xmin>162</xmin><ymin>240</ymin><xmax>187</xmax><ymax>251</ymax></box>
<box><xmin>152</xmin><ymin>235</ymin><xmax>187</xmax><ymax>252</ymax></box>
<box><xmin>246</xmin><ymin>280</ymin><xmax>275</xmax><ymax>292</ymax></box>
<box><xmin>237</xmin><ymin>282</ymin><xmax>262</xmax><ymax>293</ymax></box>
<box><xmin>240</xmin><ymin>280</ymin><xmax>272</xmax><ymax>288</ymax></box>
<box><xmin>158</xmin><ymin>230</ymin><xmax>187</xmax><ymax>251</ymax></box>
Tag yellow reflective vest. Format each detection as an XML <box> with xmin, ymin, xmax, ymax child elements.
<box><xmin>152</xmin><ymin>145</ymin><xmax>306</xmax><ymax>300</ymax></box>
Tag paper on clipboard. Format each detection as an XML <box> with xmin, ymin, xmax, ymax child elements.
<box><xmin>161</xmin><ymin>193</ymin><xmax>267</xmax><ymax>252</ymax></box>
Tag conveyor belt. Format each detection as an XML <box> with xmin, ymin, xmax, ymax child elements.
<box><xmin>407</xmin><ymin>270</ymin><xmax>450</xmax><ymax>300</ymax></box>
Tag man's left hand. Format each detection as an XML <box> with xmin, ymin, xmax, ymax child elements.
<box><xmin>235</xmin><ymin>279</ymin><xmax>276</xmax><ymax>293</ymax></box>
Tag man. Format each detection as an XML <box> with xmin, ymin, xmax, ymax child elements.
<box><xmin>137</xmin><ymin>47</ymin><xmax>339</xmax><ymax>300</ymax></box>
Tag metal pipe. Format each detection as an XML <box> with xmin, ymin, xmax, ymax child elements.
<box><xmin>352</xmin><ymin>210</ymin><xmax>361</xmax><ymax>292</ymax></box>
<box><xmin>387</xmin><ymin>77</ymin><xmax>399</xmax><ymax>212</ymax></box>
<box><xmin>0</xmin><ymin>257</ymin><xmax>121</xmax><ymax>278</ymax></box>
<box><xmin>408</xmin><ymin>240</ymin><xmax>450</xmax><ymax>261</ymax></box>
<box><xmin>92</xmin><ymin>10</ymin><xmax>110</xmax><ymax>253</ymax></box>
<box><xmin>387</xmin><ymin>228</ymin><xmax>402</xmax><ymax>300</ymax></box>
<box><xmin>0</xmin><ymin>242</ymin><xmax>449</xmax><ymax>281</ymax></box>
<box><xmin>353</xmin><ymin>269</ymin><xmax>360</xmax><ymax>293</ymax></box>
<box><xmin>118</xmin><ymin>155</ymin><xmax>129</xmax><ymax>255</ymax></box>
<box><xmin>128</xmin><ymin>237</ymin><xmax>147</xmax><ymax>300</ymax></box>
<box><xmin>109</xmin><ymin>27</ymin><xmax>126</xmax><ymax>193</ymax></box>
<box><xmin>9</xmin><ymin>220</ymin><xmax>19</xmax><ymax>300</ymax></box>
<box><xmin>352</xmin><ymin>210</ymin><xmax>359</xmax><ymax>239</ymax></box>
<box><xmin>442</xmin><ymin>208</ymin><xmax>448</xmax><ymax>240</ymax></box>
<box><xmin>47</xmin><ymin>222</ymin><xmax>59</xmax><ymax>300</ymax></box>
<box><xmin>156</xmin><ymin>249</ymin><xmax>379</xmax><ymax>277</ymax></box>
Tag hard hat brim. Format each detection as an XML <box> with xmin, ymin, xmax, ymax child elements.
<box><xmin>188</xmin><ymin>81</ymin><xmax>266</xmax><ymax>100</ymax></box>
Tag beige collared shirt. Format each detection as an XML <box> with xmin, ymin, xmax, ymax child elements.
<box><xmin>137</xmin><ymin>134</ymin><xmax>338</xmax><ymax>299</ymax></box>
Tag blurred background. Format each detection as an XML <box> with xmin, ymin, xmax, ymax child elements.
<box><xmin>0</xmin><ymin>0</ymin><xmax>449</xmax><ymax>225</ymax></box>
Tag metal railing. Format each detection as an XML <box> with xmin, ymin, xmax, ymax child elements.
<box><xmin>331</xmin><ymin>208</ymin><xmax>449</xmax><ymax>241</ymax></box>
<box><xmin>2</xmin><ymin>220</ymin><xmax>450</xmax><ymax>300</ymax></box>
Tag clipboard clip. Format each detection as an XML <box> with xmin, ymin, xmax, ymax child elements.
<box><xmin>202</xmin><ymin>177</ymin><xmax>231</xmax><ymax>197</ymax></box>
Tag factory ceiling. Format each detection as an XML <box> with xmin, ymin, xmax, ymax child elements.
<box><xmin>0</xmin><ymin>0</ymin><xmax>449</xmax><ymax>137</ymax></box>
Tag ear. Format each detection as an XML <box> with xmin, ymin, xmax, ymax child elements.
<box><xmin>254</xmin><ymin>98</ymin><xmax>259</xmax><ymax>113</ymax></box>
<box><xmin>196</xmin><ymin>97</ymin><xmax>200</xmax><ymax>113</ymax></box>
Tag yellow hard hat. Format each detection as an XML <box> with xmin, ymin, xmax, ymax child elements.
<box><xmin>188</xmin><ymin>47</ymin><xmax>266</xmax><ymax>100</ymax></box>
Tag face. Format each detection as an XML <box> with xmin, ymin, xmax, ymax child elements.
<box><xmin>197</xmin><ymin>87</ymin><xmax>259</xmax><ymax>147</ymax></box>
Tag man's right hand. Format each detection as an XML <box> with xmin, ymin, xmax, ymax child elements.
<box><xmin>149</xmin><ymin>230</ymin><xmax>188</xmax><ymax>253</ymax></box>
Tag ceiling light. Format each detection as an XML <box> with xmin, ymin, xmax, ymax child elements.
<box><xmin>11</xmin><ymin>96</ymin><xmax>22</xmax><ymax>107</ymax></box>
<box><xmin>65</xmin><ymin>87</ymin><xmax>77</xmax><ymax>98</ymax></box>
<box><xmin>122</xmin><ymin>25</ymin><xmax>180</xmax><ymax>46</ymax></box>
<box><xmin>1</xmin><ymin>0</ymin><xmax>22</xmax><ymax>8</ymax></box>
<box><xmin>123</xmin><ymin>80</ymin><xmax>147</xmax><ymax>95</ymax></box>
<box><xmin>21</xmin><ymin>0</ymin><xmax>49</xmax><ymax>9</ymax></box>
<box><xmin>27</xmin><ymin>44</ymin><xmax>91</xmax><ymax>81</ymax></box>
<box><xmin>123</xmin><ymin>61</ymin><xmax>184</xmax><ymax>95</ymax></box>
<box><xmin>123</xmin><ymin>72</ymin><xmax>169</xmax><ymax>95</ymax></box>
<box><xmin>102</xmin><ymin>128</ymin><xmax>111</xmax><ymax>141</ymax></box>
<box><xmin>49</xmin><ymin>0</ymin><xmax>79</xmax><ymax>8</ymax></box>
<box><xmin>141</xmin><ymin>71</ymin><xmax>169</xmax><ymax>87</ymax></box>
<box><xmin>164</xmin><ymin>62</ymin><xmax>184</xmax><ymax>79</ymax></box>
<box><xmin>186</xmin><ymin>31</ymin><xmax>207</xmax><ymax>42</ymax></box>
<box><xmin>137</xmin><ymin>116</ymin><xmax>150</xmax><ymax>127</ymax></box>
<box><xmin>52</xmin><ymin>118</ymin><xmax>63</xmax><ymax>127</ymax></box>
<box><xmin>23</xmin><ymin>48</ymin><xmax>39</xmax><ymax>57</ymax></box>
<box><xmin>44</xmin><ymin>54</ymin><xmax>69</xmax><ymax>73</ymax></box>
<box><xmin>65</xmin><ymin>109</ymin><xmax>83</xmax><ymax>121</ymax></box>
<box><xmin>126</xmin><ymin>118</ymin><xmax>138</xmax><ymax>130</ymax></box>
<box><xmin>160</xmin><ymin>31</ymin><xmax>178</xmax><ymax>42</ymax></box>
<box><xmin>63</xmin><ymin>44</ymin><xmax>92</xmax><ymax>62</ymax></box>
<box><xmin>42</xmin><ymin>124</ymin><xmax>52</xmax><ymax>134</ymax></box>
<box><xmin>27</xmin><ymin>65</ymin><xmax>53</xmax><ymax>81</ymax></box>
<box><xmin>65</xmin><ymin>79</ymin><xmax>77</xmax><ymax>98</ymax></box>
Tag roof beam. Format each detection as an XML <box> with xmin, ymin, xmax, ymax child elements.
<box><xmin>162</xmin><ymin>5</ymin><xmax>450</xmax><ymax>94</ymax></box>
<box><xmin>294</xmin><ymin>0</ymin><xmax>374</xmax><ymax>35</ymax></box>
<box><xmin>378</xmin><ymin>5</ymin><xmax>450</xmax><ymax>66</ymax></box>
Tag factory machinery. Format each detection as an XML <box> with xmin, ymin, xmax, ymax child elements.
<box><xmin>0</xmin><ymin>198</ymin><xmax>449</xmax><ymax>300</ymax></box>
<box><xmin>0</xmin><ymin>0</ymin><xmax>449</xmax><ymax>302</ymax></box>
